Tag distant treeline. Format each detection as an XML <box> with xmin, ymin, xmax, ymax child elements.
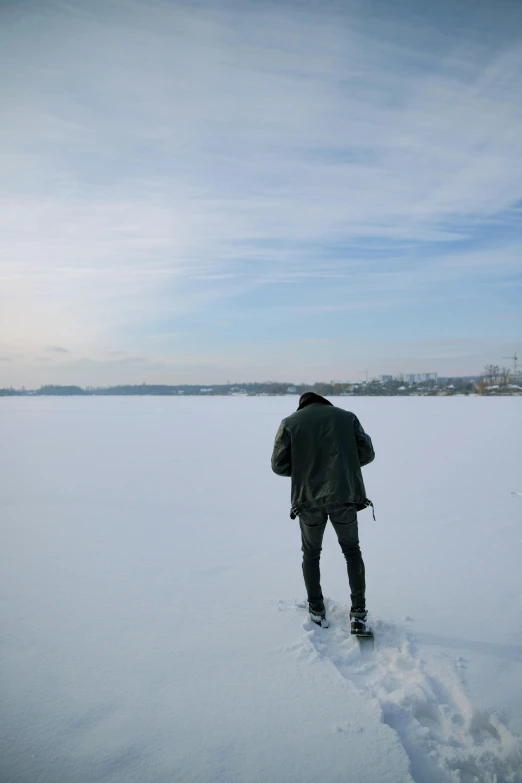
<box><xmin>0</xmin><ymin>378</ymin><xmax>486</xmax><ymax>397</ymax></box>
<box><xmin>1</xmin><ymin>382</ymin><xmax>336</xmax><ymax>396</ymax></box>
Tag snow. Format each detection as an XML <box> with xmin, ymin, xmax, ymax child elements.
<box><xmin>1</xmin><ymin>396</ymin><xmax>522</xmax><ymax>783</ymax></box>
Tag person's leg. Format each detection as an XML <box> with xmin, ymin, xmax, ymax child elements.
<box><xmin>329</xmin><ymin>506</ymin><xmax>366</xmax><ymax>609</ymax></box>
<box><xmin>299</xmin><ymin>510</ymin><xmax>328</xmax><ymax>615</ymax></box>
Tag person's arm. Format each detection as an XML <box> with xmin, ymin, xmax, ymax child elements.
<box><xmin>354</xmin><ymin>416</ymin><xmax>375</xmax><ymax>466</ymax></box>
<box><xmin>271</xmin><ymin>422</ymin><xmax>292</xmax><ymax>476</ymax></box>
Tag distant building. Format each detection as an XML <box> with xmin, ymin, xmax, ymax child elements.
<box><xmin>379</xmin><ymin>375</ymin><xmax>393</xmax><ymax>382</ymax></box>
<box><xmin>406</xmin><ymin>373</ymin><xmax>438</xmax><ymax>384</ymax></box>
<box><xmin>286</xmin><ymin>386</ymin><xmax>297</xmax><ymax>393</ymax></box>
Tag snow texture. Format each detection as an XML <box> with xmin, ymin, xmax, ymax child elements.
<box><xmin>1</xmin><ymin>396</ymin><xmax>522</xmax><ymax>783</ymax></box>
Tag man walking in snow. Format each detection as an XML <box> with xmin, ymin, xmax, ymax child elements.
<box><xmin>271</xmin><ymin>392</ymin><xmax>375</xmax><ymax>633</ymax></box>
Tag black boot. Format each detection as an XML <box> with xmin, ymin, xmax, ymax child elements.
<box><xmin>309</xmin><ymin>602</ymin><xmax>329</xmax><ymax>628</ymax></box>
<box><xmin>350</xmin><ymin>607</ymin><xmax>370</xmax><ymax>636</ymax></box>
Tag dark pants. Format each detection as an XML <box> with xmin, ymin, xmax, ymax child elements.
<box><xmin>299</xmin><ymin>505</ymin><xmax>366</xmax><ymax>614</ymax></box>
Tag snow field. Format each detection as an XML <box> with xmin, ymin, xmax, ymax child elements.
<box><xmin>279</xmin><ymin>599</ymin><xmax>522</xmax><ymax>782</ymax></box>
<box><xmin>1</xmin><ymin>396</ymin><xmax>521</xmax><ymax>782</ymax></box>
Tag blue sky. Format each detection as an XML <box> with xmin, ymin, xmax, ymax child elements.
<box><xmin>1</xmin><ymin>0</ymin><xmax>521</xmax><ymax>385</ymax></box>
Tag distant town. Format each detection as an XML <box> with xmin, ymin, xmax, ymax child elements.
<box><xmin>1</xmin><ymin>363</ymin><xmax>521</xmax><ymax>397</ymax></box>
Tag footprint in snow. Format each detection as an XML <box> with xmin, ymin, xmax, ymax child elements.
<box><xmin>282</xmin><ymin>598</ymin><xmax>522</xmax><ymax>783</ymax></box>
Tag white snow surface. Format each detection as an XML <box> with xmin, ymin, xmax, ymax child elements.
<box><xmin>1</xmin><ymin>396</ymin><xmax>522</xmax><ymax>783</ymax></box>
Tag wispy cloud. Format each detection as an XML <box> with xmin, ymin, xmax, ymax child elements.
<box><xmin>1</xmin><ymin>0</ymin><xmax>521</xmax><ymax>383</ymax></box>
<box><xmin>45</xmin><ymin>345</ymin><xmax>70</xmax><ymax>353</ymax></box>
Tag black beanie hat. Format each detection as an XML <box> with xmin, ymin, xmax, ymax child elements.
<box><xmin>297</xmin><ymin>392</ymin><xmax>333</xmax><ymax>411</ymax></box>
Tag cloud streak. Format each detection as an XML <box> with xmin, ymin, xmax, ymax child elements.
<box><xmin>1</xmin><ymin>0</ymin><xmax>521</xmax><ymax>383</ymax></box>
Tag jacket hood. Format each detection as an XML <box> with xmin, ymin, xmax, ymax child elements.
<box><xmin>297</xmin><ymin>392</ymin><xmax>333</xmax><ymax>411</ymax></box>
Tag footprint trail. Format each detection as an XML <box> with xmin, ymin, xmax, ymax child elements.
<box><xmin>279</xmin><ymin>599</ymin><xmax>522</xmax><ymax>783</ymax></box>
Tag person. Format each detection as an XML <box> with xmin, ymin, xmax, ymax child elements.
<box><xmin>271</xmin><ymin>392</ymin><xmax>375</xmax><ymax>633</ymax></box>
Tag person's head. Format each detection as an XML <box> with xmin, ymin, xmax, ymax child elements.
<box><xmin>297</xmin><ymin>392</ymin><xmax>333</xmax><ymax>411</ymax></box>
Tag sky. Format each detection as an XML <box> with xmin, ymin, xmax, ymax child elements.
<box><xmin>1</xmin><ymin>0</ymin><xmax>521</xmax><ymax>387</ymax></box>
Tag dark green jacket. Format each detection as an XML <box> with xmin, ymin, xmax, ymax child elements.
<box><xmin>271</xmin><ymin>403</ymin><xmax>375</xmax><ymax>515</ymax></box>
